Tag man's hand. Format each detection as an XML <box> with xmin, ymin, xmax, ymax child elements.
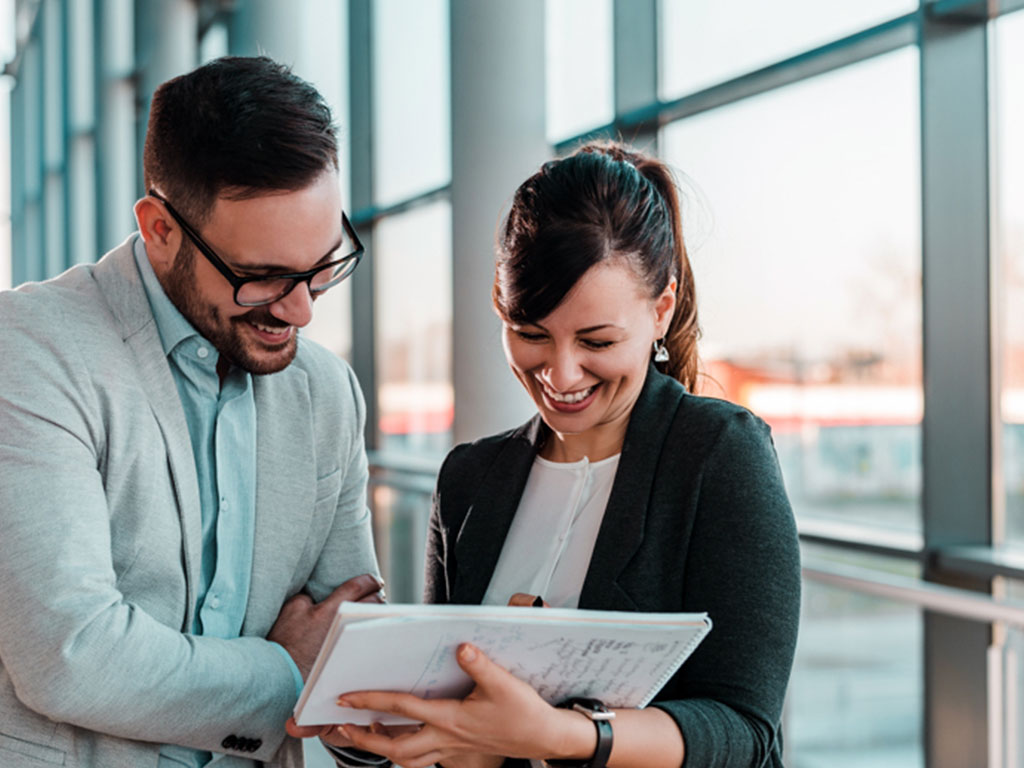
<box><xmin>268</xmin><ymin>573</ymin><xmax>384</xmax><ymax>680</ymax></box>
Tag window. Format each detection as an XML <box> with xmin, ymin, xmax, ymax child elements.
<box><xmin>660</xmin><ymin>0</ymin><xmax>917</xmax><ymax>99</ymax></box>
<box><xmin>662</xmin><ymin>47</ymin><xmax>922</xmax><ymax>537</ymax></box>
<box><xmin>374</xmin><ymin>200</ymin><xmax>453</xmax><ymax>454</ymax></box>
<box><xmin>790</xmin><ymin>546</ymin><xmax>923</xmax><ymax>767</ymax></box>
<box><xmin>993</xmin><ymin>10</ymin><xmax>1024</xmax><ymax>548</ymax></box>
<box><xmin>372</xmin><ymin>0</ymin><xmax>451</xmax><ymax>207</ymax></box>
<box><xmin>545</xmin><ymin>0</ymin><xmax>614</xmax><ymax>142</ymax></box>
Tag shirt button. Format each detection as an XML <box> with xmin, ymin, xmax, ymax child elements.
<box><xmin>197</xmin><ymin>346</ymin><xmax>209</xmax><ymax>359</ymax></box>
<box><xmin>209</xmin><ymin>595</ymin><xmax>221</xmax><ymax>609</ymax></box>
<box><xmin>220</xmin><ymin>497</ymin><xmax>228</xmax><ymax>511</ymax></box>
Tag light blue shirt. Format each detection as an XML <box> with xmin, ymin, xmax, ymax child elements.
<box><xmin>133</xmin><ymin>240</ymin><xmax>302</xmax><ymax>768</ymax></box>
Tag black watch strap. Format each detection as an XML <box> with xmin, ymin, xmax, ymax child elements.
<box><xmin>547</xmin><ymin>698</ymin><xmax>614</xmax><ymax>768</ymax></box>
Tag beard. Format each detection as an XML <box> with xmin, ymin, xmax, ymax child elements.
<box><xmin>161</xmin><ymin>242</ymin><xmax>299</xmax><ymax>376</ymax></box>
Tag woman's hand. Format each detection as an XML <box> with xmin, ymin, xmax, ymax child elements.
<box><xmin>285</xmin><ymin>719</ymin><xmax>342</xmax><ymax>742</ymax></box>
<box><xmin>330</xmin><ymin>643</ymin><xmax>594</xmax><ymax>768</ymax></box>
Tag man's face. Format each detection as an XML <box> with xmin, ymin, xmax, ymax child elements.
<box><xmin>159</xmin><ymin>170</ymin><xmax>343</xmax><ymax>375</ymax></box>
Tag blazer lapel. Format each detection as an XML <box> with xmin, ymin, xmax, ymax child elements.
<box><xmin>578</xmin><ymin>365</ymin><xmax>685</xmax><ymax>610</ymax></box>
<box><xmin>451</xmin><ymin>416</ymin><xmax>544</xmax><ymax>605</ymax></box>
<box><xmin>246</xmin><ymin>365</ymin><xmax>316</xmax><ymax>629</ymax></box>
<box><xmin>91</xmin><ymin>238</ymin><xmax>204</xmax><ymax>630</ymax></box>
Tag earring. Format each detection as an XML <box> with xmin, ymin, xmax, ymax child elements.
<box><xmin>652</xmin><ymin>338</ymin><xmax>670</xmax><ymax>363</ymax></box>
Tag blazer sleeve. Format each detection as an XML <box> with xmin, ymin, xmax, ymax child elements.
<box><xmin>0</xmin><ymin>293</ymin><xmax>301</xmax><ymax>761</ymax></box>
<box><xmin>423</xmin><ymin>446</ymin><xmax>464</xmax><ymax>605</ymax></box>
<box><xmin>651</xmin><ymin>410</ymin><xmax>801</xmax><ymax>768</ymax></box>
<box><xmin>304</xmin><ymin>357</ymin><xmax>383</xmax><ymax>603</ymax></box>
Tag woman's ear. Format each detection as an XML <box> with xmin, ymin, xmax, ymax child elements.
<box><xmin>653</xmin><ymin>277</ymin><xmax>678</xmax><ymax>337</ymax></box>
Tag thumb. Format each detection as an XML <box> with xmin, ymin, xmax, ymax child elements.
<box><xmin>321</xmin><ymin>573</ymin><xmax>384</xmax><ymax>612</ymax></box>
<box><xmin>456</xmin><ymin>643</ymin><xmax>503</xmax><ymax>689</ymax></box>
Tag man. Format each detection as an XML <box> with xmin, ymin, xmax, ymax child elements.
<box><xmin>0</xmin><ymin>57</ymin><xmax>383</xmax><ymax>767</ymax></box>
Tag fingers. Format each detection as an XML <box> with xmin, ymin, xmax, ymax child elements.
<box><xmin>339</xmin><ymin>724</ymin><xmax>445</xmax><ymax>768</ymax></box>
<box><xmin>285</xmin><ymin>717</ymin><xmax>334</xmax><ymax>740</ymax></box>
<box><xmin>506</xmin><ymin>593</ymin><xmax>548</xmax><ymax>607</ymax></box>
<box><xmin>337</xmin><ymin>691</ymin><xmax>451</xmax><ymax>725</ymax></box>
<box><xmin>323</xmin><ymin>573</ymin><xmax>385</xmax><ymax>610</ymax></box>
<box><xmin>283</xmin><ymin>592</ymin><xmax>314</xmax><ymax>611</ymax></box>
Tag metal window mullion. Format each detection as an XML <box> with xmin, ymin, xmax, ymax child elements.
<box><xmin>23</xmin><ymin>38</ymin><xmax>44</xmax><ymax>284</ymax></box>
<box><xmin>348</xmin><ymin>0</ymin><xmax>378</xmax><ymax>451</ymax></box>
<box><xmin>65</xmin><ymin>0</ymin><xmax>97</xmax><ymax>267</ymax></box>
<box><xmin>96</xmin><ymin>0</ymin><xmax>137</xmax><ymax>254</ymax></box>
<box><xmin>612</xmin><ymin>0</ymin><xmax>658</xmax><ymax>151</ymax></box>
<box><xmin>920</xmin><ymin>9</ymin><xmax>995</xmax><ymax>768</ymax></box>
<box><xmin>10</xmin><ymin>69</ymin><xmax>27</xmax><ymax>287</ymax></box>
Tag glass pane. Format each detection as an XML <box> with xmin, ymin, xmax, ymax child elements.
<box><xmin>994</xmin><ymin>10</ymin><xmax>1024</xmax><ymax>548</ymax></box>
<box><xmin>790</xmin><ymin>545</ymin><xmax>924</xmax><ymax>767</ymax></box>
<box><xmin>373</xmin><ymin>0</ymin><xmax>451</xmax><ymax>207</ymax></box>
<box><xmin>660</xmin><ymin>0</ymin><xmax>917</xmax><ymax>100</ymax></box>
<box><xmin>662</xmin><ymin>47</ymin><xmax>922</xmax><ymax>536</ymax></box>
<box><xmin>374</xmin><ymin>200</ymin><xmax>453</xmax><ymax>455</ymax></box>
<box><xmin>370</xmin><ymin>482</ymin><xmax>433</xmax><ymax>604</ymax></box>
<box><xmin>303</xmin><ymin>280</ymin><xmax>352</xmax><ymax>362</ymax></box>
<box><xmin>545</xmin><ymin>0</ymin><xmax>614</xmax><ymax>142</ymax></box>
<box><xmin>199</xmin><ymin>20</ymin><xmax>228</xmax><ymax>64</ymax></box>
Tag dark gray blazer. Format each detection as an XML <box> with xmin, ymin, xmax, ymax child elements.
<box><xmin>425</xmin><ymin>365</ymin><xmax>800</xmax><ymax>768</ymax></box>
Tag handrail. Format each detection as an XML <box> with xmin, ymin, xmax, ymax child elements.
<box><xmin>804</xmin><ymin>559</ymin><xmax>1024</xmax><ymax>628</ymax></box>
<box><xmin>364</xmin><ymin>455</ymin><xmax>1024</xmax><ymax>627</ymax></box>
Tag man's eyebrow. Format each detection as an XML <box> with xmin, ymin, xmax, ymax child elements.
<box><xmin>228</xmin><ymin>236</ymin><xmax>345</xmax><ymax>274</ymax></box>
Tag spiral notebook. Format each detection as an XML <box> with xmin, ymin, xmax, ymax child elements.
<box><xmin>293</xmin><ymin>602</ymin><xmax>712</xmax><ymax>726</ymax></box>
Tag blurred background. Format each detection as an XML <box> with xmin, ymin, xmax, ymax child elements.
<box><xmin>2</xmin><ymin>1</ymin><xmax>1023</xmax><ymax>766</ymax></box>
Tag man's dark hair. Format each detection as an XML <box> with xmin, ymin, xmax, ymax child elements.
<box><xmin>143</xmin><ymin>56</ymin><xmax>338</xmax><ymax>225</ymax></box>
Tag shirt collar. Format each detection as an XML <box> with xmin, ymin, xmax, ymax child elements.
<box><xmin>133</xmin><ymin>234</ymin><xmax>209</xmax><ymax>358</ymax></box>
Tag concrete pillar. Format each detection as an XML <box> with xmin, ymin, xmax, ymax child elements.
<box><xmin>450</xmin><ymin>0</ymin><xmax>547</xmax><ymax>444</ymax></box>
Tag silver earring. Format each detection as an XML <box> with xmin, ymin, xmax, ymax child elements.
<box><xmin>653</xmin><ymin>338</ymin><xmax>670</xmax><ymax>363</ymax></box>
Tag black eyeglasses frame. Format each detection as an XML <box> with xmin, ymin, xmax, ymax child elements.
<box><xmin>147</xmin><ymin>189</ymin><xmax>365</xmax><ymax>308</ymax></box>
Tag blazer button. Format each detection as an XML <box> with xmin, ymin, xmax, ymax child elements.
<box><xmin>251</xmin><ymin>738</ymin><xmax>263</xmax><ymax>751</ymax></box>
<box><xmin>221</xmin><ymin>735</ymin><xmax>239</xmax><ymax>750</ymax></box>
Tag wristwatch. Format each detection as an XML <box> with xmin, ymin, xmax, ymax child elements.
<box><xmin>546</xmin><ymin>697</ymin><xmax>615</xmax><ymax>768</ymax></box>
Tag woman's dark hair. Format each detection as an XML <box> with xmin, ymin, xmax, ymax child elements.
<box><xmin>494</xmin><ymin>141</ymin><xmax>700</xmax><ymax>390</ymax></box>
<box><xmin>143</xmin><ymin>56</ymin><xmax>338</xmax><ymax>225</ymax></box>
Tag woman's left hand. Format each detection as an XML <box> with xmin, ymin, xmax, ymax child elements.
<box><xmin>325</xmin><ymin>642</ymin><xmax>592</xmax><ymax>768</ymax></box>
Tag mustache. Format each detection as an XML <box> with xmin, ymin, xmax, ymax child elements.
<box><xmin>235</xmin><ymin>309</ymin><xmax>290</xmax><ymax>329</ymax></box>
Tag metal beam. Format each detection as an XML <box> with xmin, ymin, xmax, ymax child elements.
<box><xmin>348</xmin><ymin>0</ymin><xmax>378</xmax><ymax>450</ymax></box>
<box><xmin>920</xmin><ymin>9</ymin><xmax>994</xmax><ymax>768</ymax></box>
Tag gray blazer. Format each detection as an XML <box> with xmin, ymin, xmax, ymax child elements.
<box><xmin>0</xmin><ymin>236</ymin><xmax>380</xmax><ymax>767</ymax></box>
<box><xmin>426</xmin><ymin>366</ymin><xmax>801</xmax><ymax>768</ymax></box>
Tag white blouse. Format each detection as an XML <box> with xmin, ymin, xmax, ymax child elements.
<box><xmin>481</xmin><ymin>453</ymin><xmax>621</xmax><ymax>609</ymax></box>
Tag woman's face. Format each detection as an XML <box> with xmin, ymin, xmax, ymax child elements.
<box><xmin>501</xmin><ymin>260</ymin><xmax>676</xmax><ymax>458</ymax></box>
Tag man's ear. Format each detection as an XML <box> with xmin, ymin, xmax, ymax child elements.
<box><xmin>653</xmin><ymin>277</ymin><xmax>677</xmax><ymax>337</ymax></box>
<box><xmin>133</xmin><ymin>196</ymin><xmax>179</xmax><ymax>270</ymax></box>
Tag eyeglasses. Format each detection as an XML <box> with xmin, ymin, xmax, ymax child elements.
<box><xmin>148</xmin><ymin>189</ymin><xmax>364</xmax><ymax>307</ymax></box>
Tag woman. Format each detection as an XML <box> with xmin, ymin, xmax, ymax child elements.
<box><xmin>298</xmin><ymin>142</ymin><xmax>800</xmax><ymax>768</ymax></box>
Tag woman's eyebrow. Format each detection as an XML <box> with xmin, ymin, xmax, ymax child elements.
<box><xmin>576</xmin><ymin>324</ymin><xmax>620</xmax><ymax>334</ymax></box>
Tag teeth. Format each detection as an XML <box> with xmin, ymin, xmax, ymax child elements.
<box><xmin>543</xmin><ymin>383</ymin><xmax>596</xmax><ymax>404</ymax></box>
<box><xmin>251</xmin><ymin>321</ymin><xmax>290</xmax><ymax>335</ymax></box>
